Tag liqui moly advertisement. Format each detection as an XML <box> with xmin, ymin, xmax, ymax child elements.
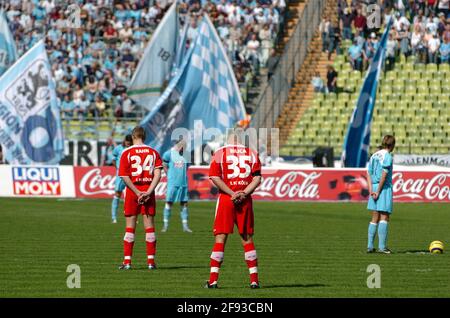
<box><xmin>0</xmin><ymin>165</ymin><xmax>76</xmax><ymax>197</ymax></box>
<box><xmin>71</xmin><ymin>167</ymin><xmax>450</xmax><ymax>203</ymax></box>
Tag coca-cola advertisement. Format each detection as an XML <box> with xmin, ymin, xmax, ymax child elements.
<box><xmin>73</xmin><ymin>167</ymin><xmax>450</xmax><ymax>202</ymax></box>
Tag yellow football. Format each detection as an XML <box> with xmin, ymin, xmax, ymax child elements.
<box><xmin>429</xmin><ymin>241</ymin><xmax>444</xmax><ymax>254</ymax></box>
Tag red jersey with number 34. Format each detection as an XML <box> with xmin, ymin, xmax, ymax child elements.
<box><xmin>118</xmin><ymin>145</ymin><xmax>163</xmax><ymax>185</ymax></box>
<box><xmin>209</xmin><ymin>145</ymin><xmax>261</xmax><ymax>193</ymax></box>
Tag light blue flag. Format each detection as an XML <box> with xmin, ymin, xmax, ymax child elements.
<box><xmin>0</xmin><ymin>10</ymin><xmax>18</xmax><ymax>76</ymax></box>
<box><xmin>173</xmin><ymin>16</ymin><xmax>189</xmax><ymax>75</ymax></box>
<box><xmin>342</xmin><ymin>20</ymin><xmax>393</xmax><ymax>167</ymax></box>
<box><xmin>140</xmin><ymin>14</ymin><xmax>246</xmax><ymax>155</ymax></box>
<box><xmin>128</xmin><ymin>2</ymin><xmax>179</xmax><ymax>111</ymax></box>
<box><xmin>0</xmin><ymin>40</ymin><xmax>64</xmax><ymax>164</ymax></box>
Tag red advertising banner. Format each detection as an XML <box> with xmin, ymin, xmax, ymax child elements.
<box><xmin>73</xmin><ymin>167</ymin><xmax>450</xmax><ymax>202</ymax></box>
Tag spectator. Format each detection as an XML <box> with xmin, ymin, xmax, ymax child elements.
<box><xmin>386</xmin><ymin>32</ymin><xmax>398</xmax><ymax>71</ymax></box>
<box><xmin>104</xmin><ymin>23</ymin><xmax>118</xmax><ymax>43</ymax></box>
<box><xmin>75</xmin><ymin>94</ymin><xmax>90</xmax><ymax>121</ymax></box>
<box><xmin>397</xmin><ymin>22</ymin><xmax>411</xmax><ymax>58</ymax></box>
<box><xmin>61</xmin><ymin>94</ymin><xmax>75</xmax><ymax>121</ymax></box>
<box><xmin>428</xmin><ymin>31</ymin><xmax>441</xmax><ymax>62</ymax></box>
<box><xmin>353</xmin><ymin>9</ymin><xmax>367</xmax><ymax>36</ymax></box>
<box><xmin>319</xmin><ymin>16</ymin><xmax>331</xmax><ymax>52</ymax></box>
<box><xmin>437</xmin><ymin>0</ymin><xmax>450</xmax><ymax>17</ymax></box>
<box><xmin>326</xmin><ymin>65</ymin><xmax>338</xmax><ymax>94</ymax></box>
<box><xmin>57</xmin><ymin>75</ymin><xmax>71</xmax><ymax>99</ymax></box>
<box><xmin>328</xmin><ymin>21</ymin><xmax>341</xmax><ymax>60</ymax></box>
<box><xmin>101</xmin><ymin>138</ymin><xmax>116</xmax><ymax>166</ymax></box>
<box><xmin>311</xmin><ymin>72</ymin><xmax>326</xmax><ymax>93</ymax></box>
<box><xmin>187</xmin><ymin>18</ymin><xmax>199</xmax><ymax>43</ymax></box>
<box><xmin>340</xmin><ymin>7</ymin><xmax>354</xmax><ymax>40</ymax></box>
<box><xmin>259</xmin><ymin>24</ymin><xmax>273</xmax><ymax>67</ymax></box>
<box><xmin>94</xmin><ymin>95</ymin><xmax>106</xmax><ymax>118</ymax></box>
<box><xmin>424</xmin><ymin>1</ymin><xmax>436</xmax><ymax>15</ymax></box>
<box><xmin>363</xmin><ymin>32</ymin><xmax>380</xmax><ymax>70</ymax></box>
<box><xmin>411</xmin><ymin>24</ymin><xmax>426</xmax><ymax>62</ymax></box>
<box><xmin>112</xmin><ymin>80</ymin><xmax>127</xmax><ymax>97</ymax></box>
<box><xmin>246</xmin><ymin>33</ymin><xmax>261</xmax><ymax>71</ymax></box>
<box><xmin>121</xmin><ymin>93</ymin><xmax>135</xmax><ymax>118</ymax></box>
<box><xmin>348</xmin><ymin>39</ymin><xmax>363</xmax><ymax>71</ymax></box>
<box><xmin>440</xmin><ymin>35</ymin><xmax>450</xmax><ymax>63</ymax></box>
<box><xmin>395</xmin><ymin>0</ymin><xmax>409</xmax><ymax>17</ymax></box>
<box><xmin>267</xmin><ymin>49</ymin><xmax>279</xmax><ymax>79</ymax></box>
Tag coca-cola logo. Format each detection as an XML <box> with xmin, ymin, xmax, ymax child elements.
<box><xmin>78</xmin><ymin>168</ymin><xmax>167</xmax><ymax>197</ymax></box>
<box><xmin>254</xmin><ymin>171</ymin><xmax>321</xmax><ymax>199</ymax></box>
<box><xmin>79</xmin><ymin>168</ymin><xmax>116</xmax><ymax>195</ymax></box>
<box><xmin>393</xmin><ymin>173</ymin><xmax>450</xmax><ymax>200</ymax></box>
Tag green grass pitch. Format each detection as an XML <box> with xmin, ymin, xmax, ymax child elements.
<box><xmin>1</xmin><ymin>198</ymin><xmax>449</xmax><ymax>297</ymax></box>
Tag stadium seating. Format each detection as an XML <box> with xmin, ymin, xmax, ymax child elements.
<box><xmin>281</xmin><ymin>40</ymin><xmax>450</xmax><ymax>157</ymax></box>
<box><xmin>56</xmin><ymin>1</ymin><xmax>307</xmax><ymax>141</ymax></box>
<box><xmin>275</xmin><ymin>0</ymin><xmax>338</xmax><ymax>144</ymax></box>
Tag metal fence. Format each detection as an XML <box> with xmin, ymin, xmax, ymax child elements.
<box><xmin>250</xmin><ymin>0</ymin><xmax>327</xmax><ymax>130</ymax></box>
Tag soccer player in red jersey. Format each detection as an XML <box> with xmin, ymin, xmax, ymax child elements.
<box><xmin>205</xmin><ymin>132</ymin><xmax>262</xmax><ymax>289</ymax></box>
<box><xmin>118</xmin><ymin>126</ymin><xmax>163</xmax><ymax>270</ymax></box>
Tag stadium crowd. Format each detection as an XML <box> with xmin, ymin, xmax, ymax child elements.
<box><xmin>319</xmin><ymin>0</ymin><xmax>450</xmax><ymax>72</ymax></box>
<box><xmin>3</xmin><ymin>0</ymin><xmax>287</xmax><ymax>121</ymax></box>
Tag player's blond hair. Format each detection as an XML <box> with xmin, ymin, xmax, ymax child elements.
<box><xmin>132</xmin><ymin>126</ymin><xmax>146</xmax><ymax>141</ymax></box>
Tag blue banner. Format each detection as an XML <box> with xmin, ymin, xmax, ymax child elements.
<box><xmin>0</xmin><ymin>40</ymin><xmax>64</xmax><ymax>164</ymax></box>
<box><xmin>0</xmin><ymin>10</ymin><xmax>18</xmax><ymax>76</ymax></box>
<box><xmin>140</xmin><ymin>14</ymin><xmax>246</xmax><ymax>155</ymax></box>
<box><xmin>341</xmin><ymin>20</ymin><xmax>393</xmax><ymax>167</ymax></box>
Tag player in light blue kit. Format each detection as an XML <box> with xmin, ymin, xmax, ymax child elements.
<box><xmin>110</xmin><ymin>134</ymin><xmax>132</xmax><ymax>223</ymax></box>
<box><xmin>366</xmin><ymin>135</ymin><xmax>395</xmax><ymax>254</ymax></box>
<box><xmin>162</xmin><ymin>139</ymin><xmax>192</xmax><ymax>233</ymax></box>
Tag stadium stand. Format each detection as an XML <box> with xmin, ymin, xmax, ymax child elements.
<box><xmin>4</xmin><ymin>0</ymin><xmax>291</xmax><ymax>140</ymax></box>
<box><xmin>280</xmin><ymin>0</ymin><xmax>450</xmax><ymax>157</ymax></box>
<box><xmin>276</xmin><ymin>0</ymin><xmax>339</xmax><ymax>145</ymax></box>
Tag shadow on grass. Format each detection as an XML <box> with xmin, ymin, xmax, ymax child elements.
<box><xmin>395</xmin><ymin>250</ymin><xmax>430</xmax><ymax>254</ymax></box>
<box><xmin>132</xmin><ymin>265</ymin><xmax>209</xmax><ymax>271</ymax></box>
<box><xmin>262</xmin><ymin>283</ymin><xmax>328</xmax><ymax>289</ymax></box>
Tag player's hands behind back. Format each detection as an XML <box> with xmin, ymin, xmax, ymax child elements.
<box><xmin>138</xmin><ymin>191</ymin><xmax>151</xmax><ymax>205</ymax></box>
<box><xmin>231</xmin><ymin>191</ymin><xmax>246</xmax><ymax>205</ymax></box>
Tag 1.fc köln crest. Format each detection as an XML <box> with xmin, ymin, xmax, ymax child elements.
<box><xmin>5</xmin><ymin>59</ymin><xmax>51</xmax><ymax>119</ymax></box>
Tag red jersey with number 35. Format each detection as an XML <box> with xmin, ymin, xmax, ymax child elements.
<box><xmin>118</xmin><ymin>145</ymin><xmax>163</xmax><ymax>185</ymax></box>
<box><xmin>209</xmin><ymin>145</ymin><xmax>261</xmax><ymax>193</ymax></box>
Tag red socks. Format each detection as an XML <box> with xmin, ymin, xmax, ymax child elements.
<box><xmin>123</xmin><ymin>227</ymin><xmax>135</xmax><ymax>265</ymax></box>
<box><xmin>209</xmin><ymin>243</ymin><xmax>224</xmax><ymax>284</ymax></box>
<box><xmin>244</xmin><ymin>242</ymin><xmax>259</xmax><ymax>284</ymax></box>
<box><xmin>145</xmin><ymin>228</ymin><xmax>156</xmax><ymax>265</ymax></box>
<box><xmin>208</xmin><ymin>242</ymin><xmax>259</xmax><ymax>285</ymax></box>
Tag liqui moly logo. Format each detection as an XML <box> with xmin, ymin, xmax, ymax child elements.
<box><xmin>77</xmin><ymin>168</ymin><xmax>167</xmax><ymax>198</ymax></box>
<box><xmin>254</xmin><ymin>171</ymin><xmax>321</xmax><ymax>199</ymax></box>
<box><xmin>393</xmin><ymin>173</ymin><xmax>450</xmax><ymax>201</ymax></box>
<box><xmin>12</xmin><ymin>167</ymin><xmax>60</xmax><ymax>195</ymax></box>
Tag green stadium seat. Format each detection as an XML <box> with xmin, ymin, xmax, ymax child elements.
<box><xmin>414</xmin><ymin>63</ymin><xmax>426</xmax><ymax>72</ymax></box>
<box><xmin>427</xmin><ymin>64</ymin><xmax>438</xmax><ymax>72</ymax></box>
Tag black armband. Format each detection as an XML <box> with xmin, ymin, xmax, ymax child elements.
<box><xmin>252</xmin><ymin>170</ymin><xmax>261</xmax><ymax>177</ymax></box>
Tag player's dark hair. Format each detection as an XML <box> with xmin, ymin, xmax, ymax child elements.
<box><xmin>124</xmin><ymin>134</ymin><xmax>132</xmax><ymax>143</ymax></box>
<box><xmin>132</xmin><ymin>126</ymin><xmax>146</xmax><ymax>141</ymax></box>
<box><xmin>381</xmin><ymin>135</ymin><xmax>395</xmax><ymax>151</ymax></box>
